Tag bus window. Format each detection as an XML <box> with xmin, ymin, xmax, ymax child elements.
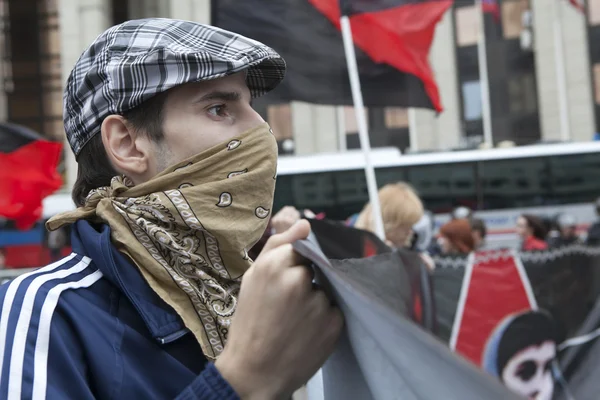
<box><xmin>548</xmin><ymin>153</ymin><xmax>600</xmax><ymax>205</ymax></box>
<box><xmin>480</xmin><ymin>157</ymin><xmax>550</xmax><ymax>209</ymax></box>
<box><xmin>273</xmin><ymin>174</ymin><xmax>296</xmax><ymax>211</ymax></box>
<box><xmin>291</xmin><ymin>173</ymin><xmax>336</xmax><ymax>209</ymax></box>
<box><xmin>376</xmin><ymin>166</ymin><xmax>407</xmax><ymax>187</ymax></box>
<box><xmin>406</xmin><ymin>162</ymin><xmax>477</xmax><ymax>213</ymax></box>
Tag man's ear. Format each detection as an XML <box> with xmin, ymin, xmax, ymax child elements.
<box><xmin>101</xmin><ymin>115</ymin><xmax>154</xmax><ymax>183</ymax></box>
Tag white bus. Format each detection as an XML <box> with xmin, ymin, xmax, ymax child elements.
<box><xmin>275</xmin><ymin>142</ymin><xmax>600</xmax><ymax>249</ymax></box>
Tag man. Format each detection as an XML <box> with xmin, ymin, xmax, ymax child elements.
<box><xmin>0</xmin><ymin>19</ymin><xmax>342</xmax><ymax>399</ymax></box>
<box><xmin>548</xmin><ymin>213</ymin><xmax>581</xmax><ymax>248</ymax></box>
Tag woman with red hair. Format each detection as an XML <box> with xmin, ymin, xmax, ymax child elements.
<box><xmin>438</xmin><ymin>219</ymin><xmax>475</xmax><ymax>255</ymax></box>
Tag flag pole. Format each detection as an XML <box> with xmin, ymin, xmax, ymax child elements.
<box><xmin>553</xmin><ymin>0</ymin><xmax>571</xmax><ymax>141</ymax></box>
<box><xmin>340</xmin><ymin>16</ymin><xmax>386</xmax><ymax>240</ymax></box>
<box><xmin>477</xmin><ymin>0</ymin><xmax>493</xmax><ymax>147</ymax></box>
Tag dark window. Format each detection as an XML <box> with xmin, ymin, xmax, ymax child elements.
<box><xmin>274</xmin><ymin>166</ymin><xmax>409</xmax><ymax>221</ymax></box>
<box><xmin>547</xmin><ymin>153</ymin><xmax>600</xmax><ymax>205</ymax></box>
<box><xmin>406</xmin><ymin>162</ymin><xmax>477</xmax><ymax>213</ymax></box>
<box><xmin>274</xmin><ymin>171</ymin><xmax>363</xmax><ymax>221</ymax></box>
<box><xmin>479</xmin><ymin>157</ymin><xmax>550</xmax><ymax>209</ymax></box>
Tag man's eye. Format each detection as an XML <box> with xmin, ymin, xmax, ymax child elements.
<box><xmin>207</xmin><ymin>105</ymin><xmax>227</xmax><ymax>117</ymax></box>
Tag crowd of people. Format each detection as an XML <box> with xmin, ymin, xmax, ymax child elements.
<box><xmin>265</xmin><ymin>183</ymin><xmax>600</xmax><ymax>266</ymax></box>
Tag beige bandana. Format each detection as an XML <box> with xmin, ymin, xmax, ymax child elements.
<box><xmin>48</xmin><ymin>123</ymin><xmax>277</xmax><ymax>359</ymax></box>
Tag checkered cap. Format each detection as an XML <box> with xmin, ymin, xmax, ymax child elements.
<box><xmin>64</xmin><ymin>18</ymin><xmax>286</xmax><ymax>156</ymax></box>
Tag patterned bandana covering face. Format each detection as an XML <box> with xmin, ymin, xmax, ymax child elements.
<box><xmin>48</xmin><ymin>123</ymin><xmax>277</xmax><ymax>359</ymax></box>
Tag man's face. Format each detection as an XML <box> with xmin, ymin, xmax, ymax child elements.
<box><xmin>151</xmin><ymin>72</ymin><xmax>265</xmax><ymax>174</ymax></box>
<box><xmin>501</xmin><ymin>341</ymin><xmax>555</xmax><ymax>400</ymax></box>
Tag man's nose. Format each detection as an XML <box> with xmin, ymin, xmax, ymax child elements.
<box><xmin>240</xmin><ymin>104</ymin><xmax>266</xmax><ymax>132</ymax></box>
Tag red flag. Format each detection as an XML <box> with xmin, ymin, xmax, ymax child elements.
<box><xmin>0</xmin><ymin>135</ymin><xmax>63</xmax><ymax>230</ymax></box>
<box><xmin>450</xmin><ymin>250</ymin><xmax>537</xmax><ymax>365</ymax></box>
<box><xmin>482</xmin><ymin>0</ymin><xmax>500</xmax><ymax>22</ymax></box>
<box><xmin>308</xmin><ymin>0</ymin><xmax>452</xmax><ymax>112</ymax></box>
<box><xmin>568</xmin><ymin>0</ymin><xmax>584</xmax><ymax>12</ymax></box>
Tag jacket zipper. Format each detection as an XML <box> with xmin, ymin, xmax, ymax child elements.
<box><xmin>157</xmin><ymin>328</ymin><xmax>190</xmax><ymax>345</ymax></box>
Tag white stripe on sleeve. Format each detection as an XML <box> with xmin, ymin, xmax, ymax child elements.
<box><xmin>5</xmin><ymin>257</ymin><xmax>94</xmax><ymax>400</ymax></box>
<box><xmin>31</xmin><ymin>270</ymin><xmax>103</xmax><ymax>400</ymax></box>
<box><xmin>0</xmin><ymin>253</ymin><xmax>77</xmax><ymax>385</ymax></box>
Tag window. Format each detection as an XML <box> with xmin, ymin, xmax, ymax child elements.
<box><xmin>501</xmin><ymin>0</ymin><xmax>530</xmax><ymax>39</ymax></box>
<box><xmin>455</xmin><ymin>5</ymin><xmax>479</xmax><ymax>47</ymax></box>
<box><xmin>406</xmin><ymin>163</ymin><xmax>477</xmax><ymax>213</ymax></box>
<box><xmin>267</xmin><ymin>104</ymin><xmax>292</xmax><ymax>141</ymax></box>
<box><xmin>589</xmin><ymin>0</ymin><xmax>600</xmax><ymax>26</ymax></box>
<box><xmin>461</xmin><ymin>81</ymin><xmax>482</xmax><ymax>121</ymax></box>
<box><xmin>508</xmin><ymin>73</ymin><xmax>537</xmax><ymax>114</ymax></box>
<box><xmin>384</xmin><ymin>108</ymin><xmax>408</xmax><ymax>129</ymax></box>
<box><xmin>0</xmin><ymin>0</ymin><xmax>63</xmax><ymax>139</ymax></box>
<box><xmin>273</xmin><ymin>167</ymin><xmax>410</xmax><ymax>221</ymax></box>
<box><xmin>273</xmin><ymin>170</ymin><xmax>366</xmax><ymax>221</ymax></box>
<box><xmin>343</xmin><ymin>106</ymin><xmax>369</xmax><ymax>135</ymax></box>
<box><xmin>376</xmin><ymin>166</ymin><xmax>407</xmax><ymax>187</ymax></box>
<box><xmin>479</xmin><ymin>158</ymin><xmax>550</xmax><ymax>209</ymax></box>
<box><xmin>547</xmin><ymin>154</ymin><xmax>600</xmax><ymax>205</ymax></box>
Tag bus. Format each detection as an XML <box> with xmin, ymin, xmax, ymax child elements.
<box><xmin>3</xmin><ymin>141</ymin><xmax>600</xmax><ymax>268</ymax></box>
<box><xmin>274</xmin><ymin>142</ymin><xmax>600</xmax><ymax>249</ymax></box>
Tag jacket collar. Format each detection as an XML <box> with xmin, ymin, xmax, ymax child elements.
<box><xmin>70</xmin><ymin>219</ymin><xmax>187</xmax><ymax>340</ymax></box>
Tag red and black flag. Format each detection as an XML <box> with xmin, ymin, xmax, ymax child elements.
<box><xmin>567</xmin><ymin>0</ymin><xmax>584</xmax><ymax>12</ymax></box>
<box><xmin>482</xmin><ymin>0</ymin><xmax>500</xmax><ymax>22</ymax></box>
<box><xmin>0</xmin><ymin>123</ymin><xmax>63</xmax><ymax>230</ymax></box>
<box><xmin>213</xmin><ymin>0</ymin><xmax>452</xmax><ymax>111</ymax></box>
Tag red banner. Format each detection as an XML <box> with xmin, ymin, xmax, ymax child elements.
<box><xmin>450</xmin><ymin>250</ymin><xmax>537</xmax><ymax>365</ymax></box>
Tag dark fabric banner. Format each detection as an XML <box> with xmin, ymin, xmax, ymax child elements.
<box><xmin>433</xmin><ymin>246</ymin><xmax>600</xmax><ymax>400</ymax></box>
<box><xmin>293</xmin><ymin>232</ymin><xmax>516</xmax><ymax>399</ymax></box>
<box><xmin>213</xmin><ymin>0</ymin><xmax>446</xmax><ymax>110</ymax></box>
<box><xmin>305</xmin><ymin>218</ymin><xmax>600</xmax><ymax>399</ymax></box>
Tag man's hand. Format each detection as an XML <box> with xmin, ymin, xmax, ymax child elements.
<box><xmin>215</xmin><ymin>220</ymin><xmax>343</xmax><ymax>400</ymax></box>
<box><xmin>271</xmin><ymin>206</ymin><xmax>302</xmax><ymax>234</ymax></box>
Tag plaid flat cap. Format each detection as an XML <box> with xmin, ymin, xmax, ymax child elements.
<box><xmin>64</xmin><ymin>18</ymin><xmax>286</xmax><ymax>156</ymax></box>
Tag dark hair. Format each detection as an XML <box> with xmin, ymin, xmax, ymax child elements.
<box><xmin>496</xmin><ymin>311</ymin><xmax>558</xmax><ymax>377</ymax></box>
<box><xmin>71</xmin><ymin>92</ymin><xmax>168</xmax><ymax>207</ymax></box>
<box><xmin>521</xmin><ymin>214</ymin><xmax>547</xmax><ymax>241</ymax></box>
<box><xmin>470</xmin><ymin>218</ymin><xmax>486</xmax><ymax>238</ymax></box>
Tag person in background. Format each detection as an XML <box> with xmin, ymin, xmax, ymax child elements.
<box><xmin>587</xmin><ymin>197</ymin><xmax>600</xmax><ymax>246</ymax></box>
<box><xmin>470</xmin><ymin>218</ymin><xmax>487</xmax><ymax>251</ymax></box>
<box><xmin>411</xmin><ymin>211</ymin><xmax>436</xmax><ymax>271</ymax></box>
<box><xmin>548</xmin><ymin>213</ymin><xmax>581</xmax><ymax>248</ymax></box>
<box><xmin>517</xmin><ymin>214</ymin><xmax>548</xmax><ymax>251</ymax></box>
<box><xmin>438</xmin><ymin>219</ymin><xmax>475</xmax><ymax>255</ymax></box>
<box><xmin>353</xmin><ymin>182</ymin><xmax>424</xmax><ymax>249</ymax></box>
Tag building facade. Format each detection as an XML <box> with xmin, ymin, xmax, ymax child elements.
<box><xmin>0</xmin><ymin>0</ymin><xmax>597</xmax><ymax>189</ymax></box>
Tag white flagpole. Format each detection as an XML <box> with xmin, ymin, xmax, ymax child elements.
<box><xmin>553</xmin><ymin>0</ymin><xmax>571</xmax><ymax>141</ymax></box>
<box><xmin>477</xmin><ymin>0</ymin><xmax>493</xmax><ymax>146</ymax></box>
<box><xmin>336</xmin><ymin>106</ymin><xmax>347</xmax><ymax>152</ymax></box>
<box><xmin>340</xmin><ymin>16</ymin><xmax>386</xmax><ymax>240</ymax></box>
<box><xmin>408</xmin><ymin>108</ymin><xmax>419</xmax><ymax>152</ymax></box>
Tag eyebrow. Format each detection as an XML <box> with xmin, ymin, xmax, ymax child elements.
<box><xmin>194</xmin><ymin>90</ymin><xmax>243</xmax><ymax>104</ymax></box>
